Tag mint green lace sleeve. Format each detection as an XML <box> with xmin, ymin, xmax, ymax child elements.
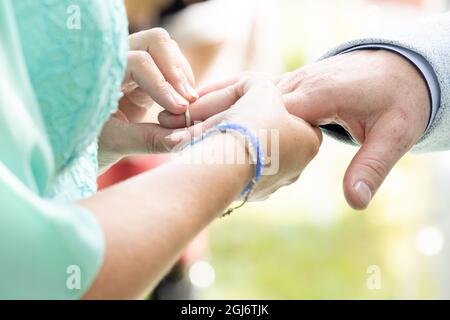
<box><xmin>11</xmin><ymin>0</ymin><xmax>128</xmax><ymax>201</ymax></box>
<box><xmin>0</xmin><ymin>0</ymin><xmax>105</xmax><ymax>299</ymax></box>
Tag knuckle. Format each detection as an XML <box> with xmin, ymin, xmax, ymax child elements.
<box><xmin>238</xmin><ymin>74</ymin><xmax>252</xmax><ymax>86</ymax></box>
<box><xmin>357</xmin><ymin>156</ymin><xmax>389</xmax><ymax>183</ymax></box>
<box><xmin>288</xmin><ymin>174</ymin><xmax>301</xmax><ymax>185</ymax></box>
<box><xmin>143</xmin><ymin>127</ymin><xmax>160</xmax><ymax>153</ymax></box>
<box><xmin>133</xmin><ymin>51</ymin><xmax>152</xmax><ymax>67</ymax></box>
<box><xmin>149</xmin><ymin>27</ymin><xmax>171</xmax><ymax>43</ymax></box>
<box><xmin>170</xmin><ymin>63</ymin><xmax>185</xmax><ymax>80</ymax></box>
<box><xmin>153</xmin><ymin>79</ymin><xmax>170</xmax><ymax>94</ymax></box>
<box><xmin>224</xmin><ymin>85</ymin><xmax>240</xmax><ymax>102</ymax></box>
<box><xmin>301</xmin><ymin>71</ymin><xmax>337</xmax><ymax>104</ymax></box>
<box><xmin>278</xmin><ymin>68</ymin><xmax>307</xmax><ymax>91</ymax></box>
<box><xmin>294</xmin><ymin>81</ymin><xmax>318</xmax><ymax>105</ymax></box>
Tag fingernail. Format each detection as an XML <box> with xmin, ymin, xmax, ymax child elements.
<box><xmin>172</xmin><ymin>92</ymin><xmax>189</xmax><ymax>107</ymax></box>
<box><xmin>184</xmin><ymin>82</ymin><xmax>199</xmax><ymax>100</ymax></box>
<box><xmin>353</xmin><ymin>181</ymin><xmax>372</xmax><ymax>208</ymax></box>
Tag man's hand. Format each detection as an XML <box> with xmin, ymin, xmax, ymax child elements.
<box><xmin>276</xmin><ymin>50</ymin><xmax>430</xmax><ymax>209</ymax></box>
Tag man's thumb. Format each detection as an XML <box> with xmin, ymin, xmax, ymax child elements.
<box><xmin>343</xmin><ymin>123</ymin><xmax>412</xmax><ymax>210</ymax></box>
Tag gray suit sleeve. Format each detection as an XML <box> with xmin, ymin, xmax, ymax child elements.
<box><xmin>320</xmin><ymin>12</ymin><xmax>450</xmax><ymax>153</ymax></box>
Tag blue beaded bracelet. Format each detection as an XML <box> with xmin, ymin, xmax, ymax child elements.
<box><xmin>182</xmin><ymin>122</ymin><xmax>265</xmax><ymax>216</ymax></box>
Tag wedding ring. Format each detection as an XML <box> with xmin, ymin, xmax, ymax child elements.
<box><xmin>185</xmin><ymin>107</ymin><xmax>192</xmax><ymax>127</ymax></box>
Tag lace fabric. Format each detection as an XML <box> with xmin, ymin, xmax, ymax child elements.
<box><xmin>11</xmin><ymin>0</ymin><xmax>129</xmax><ymax>200</ymax></box>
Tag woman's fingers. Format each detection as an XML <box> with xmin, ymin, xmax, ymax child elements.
<box><xmin>101</xmin><ymin>117</ymin><xmax>182</xmax><ymax>155</ymax></box>
<box><xmin>118</xmin><ymin>95</ymin><xmax>149</xmax><ymax>124</ymax></box>
<box><xmin>178</xmin><ymin>48</ymin><xmax>196</xmax><ymax>87</ymax></box>
<box><xmin>125</xmin><ymin>87</ymin><xmax>154</xmax><ymax>110</ymax></box>
<box><xmin>163</xmin><ymin>113</ymin><xmax>227</xmax><ymax>150</ymax></box>
<box><xmin>158</xmin><ymin>84</ymin><xmax>241</xmax><ymax>128</ymax></box>
<box><xmin>129</xmin><ymin>28</ymin><xmax>198</xmax><ymax>103</ymax></box>
<box><xmin>117</xmin><ymin>87</ymin><xmax>155</xmax><ymax>123</ymax></box>
<box><xmin>124</xmin><ymin>51</ymin><xmax>189</xmax><ymax>114</ymax></box>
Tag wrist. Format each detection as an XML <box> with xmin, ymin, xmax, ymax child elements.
<box><xmin>177</xmin><ymin>131</ymin><xmax>254</xmax><ymax>191</ymax></box>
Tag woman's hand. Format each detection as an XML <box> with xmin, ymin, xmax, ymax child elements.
<box><xmin>83</xmin><ymin>77</ymin><xmax>321</xmax><ymax>299</ymax></box>
<box><xmin>161</xmin><ymin>76</ymin><xmax>322</xmax><ymax>200</ymax></box>
<box><xmin>98</xmin><ymin>28</ymin><xmax>198</xmax><ymax>170</ymax></box>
